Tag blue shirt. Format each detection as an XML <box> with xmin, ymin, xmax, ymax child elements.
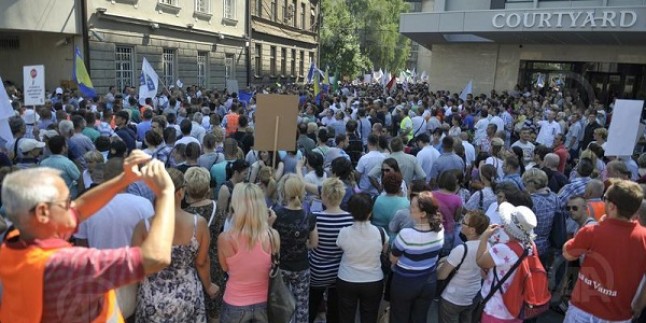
<box><xmin>40</xmin><ymin>155</ymin><xmax>81</xmax><ymax>198</ymax></box>
<box><xmin>500</xmin><ymin>173</ymin><xmax>524</xmax><ymax>190</ymax></box>
<box><xmin>137</xmin><ymin>120</ymin><xmax>152</xmax><ymax>142</ymax></box>
<box><xmin>429</xmin><ymin>153</ymin><xmax>465</xmax><ymax>182</ymax></box>
<box><xmin>210</xmin><ymin>158</ymin><xmax>236</xmax><ymax>193</ymax></box>
<box><xmin>372</xmin><ymin>195</ymin><xmax>410</xmax><ymax>241</ymax></box>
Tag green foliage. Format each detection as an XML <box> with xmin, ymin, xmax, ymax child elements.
<box><xmin>320</xmin><ymin>0</ymin><xmax>411</xmax><ymax>78</ymax></box>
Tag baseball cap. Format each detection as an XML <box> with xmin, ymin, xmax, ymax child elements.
<box><xmin>55</xmin><ymin>87</ymin><xmax>63</xmax><ymax>95</ymax></box>
<box><xmin>19</xmin><ymin>139</ymin><xmax>46</xmax><ymax>153</ymax></box>
<box><xmin>22</xmin><ymin>109</ymin><xmax>40</xmax><ymax>125</ymax></box>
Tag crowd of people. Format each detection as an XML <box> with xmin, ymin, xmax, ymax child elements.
<box><xmin>1</xmin><ymin>80</ymin><xmax>646</xmax><ymax>323</ymax></box>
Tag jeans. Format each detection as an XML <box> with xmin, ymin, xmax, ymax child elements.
<box><xmin>336</xmin><ymin>278</ymin><xmax>383</xmax><ymax>323</ymax></box>
<box><xmin>564</xmin><ymin>303</ymin><xmax>632</xmax><ymax>323</ymax></box>
<box><xmin>390</xmin><ymin>271</ymin><xmax>437</xmax><ymax>323</ymax></box>
<box><xmin>220</xmin><ymin>302</ymin><xmax>268</xmax><ymax>323</ymax></box>
<box><xmin>309</xmin><ymin>286</ymin><xmax>339</xmax><ymax>323</ymax></box>
<box><xmin>438</xmin><ymin>298</ymin><xmax>474</xmax><ymax>323</ymax></box>
<box><xmin>282</xmin><ymin>269</ymin><xmax>310</xmax><ymax>323</ymax></box>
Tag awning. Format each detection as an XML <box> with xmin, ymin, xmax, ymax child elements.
<box><xmin>400</xmin><ymin>7</ymin><xmax>646</xmax><ymax>48</ymax></box>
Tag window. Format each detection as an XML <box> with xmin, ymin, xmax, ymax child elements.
<box><xmin>299</xmin><ymin>50</ymin><xmax>304</xmax><ymax>76</ymax></box>
<box><xmin>162</xmin><ymin>49</ymin><xmax>176</xmax><ymax>87</ymax></box>
<box><xmin>283</xmin><ymin>0</ymin><xmax>288</xmax><ymax>22</ymax></box>
<box><xmin>255</xmin><ymin>0</ymin><xmax>262</xmax><ymax>16</ymax></box>
<box><xmin>224</xmin><ymin>0</ymin><xmax>235</xmax><ymax>19</ymax></box>
<box><xmin>159</xmin><ymin>0</ymin><xmax>177</xmax><ymax>5</ymax></box>
<box><xmin>115</xmin><ymin>46</ymin><xmax>134</xmax><ymax>92</ymax></box>
<box><xmin>271</xmin><ymin>0</ymin><xmax>277</xmax><ymax>21</ymax></box>
<box><xmin>281</xmin><ymin>48</ymin><xmax>287</xmax><ymax>75</ymax></box>
<box><xmin>291</xmin><ymin>49</ymin><xmax>296</xmax><ymax>76</ymax></box>
<box><xmin>225</xmin><ymin>54</ymin><xmax>236</xmax><ymax>81</ymax></box>
<box><xmin>255</xmin><ymin>44</ymin><xmax>262</xmax><ymax>75</ymax></box>
<box><xmin>292</xmin><ymin>0</ymin><xmax>297</xmax><ymax>27</ymax></box>
<box><xmin>197</xmin><ymin>52</ymin><xmax>208</xmax><ymax>87</ymax></box>
<box><xmin>310</xmin><ymin>7</ymin><xmax>315</xmax><ymax>31</ymax></box>
<box><xmin>195</xmin><ymin>0</ymin><xmax>210</xmax><ymax>13</ymax></box>
<box><xmin>270</xmin><ymin>46</ymin><xmax>277</xmax><ymax>75</ymax></box>
<box><xmin>300</xmin><ymin>3</ymin><xmax>305</xmax><ymax>29</ymax></box>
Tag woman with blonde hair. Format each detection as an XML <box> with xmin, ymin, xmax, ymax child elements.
<box><xmin>256</xmin><ymin>165</ymin><xmax>278</xmax><ymax>207</ymax></box>
<box><xmin>308</xmin><ymin>178</ymin><xmax>354</xmax><ymax>323</ymax></box>
<box><xmin>218</xmin><ymin>183</ymin><xmax>279</xmax><ymax>322</ymax></box>
<box><xmin>183</xmin><ymin>167</ymin><xmax>225</xmax><ymax>320</ymax></box>
<box><xmin>272</xmin><ymin>174</ymin><xmax>319</xmax><ymax>323</ymax></box>
<box><xmin>133</xmin><ymin>168</ymin><xmax>217</xmax><ymax>322</ymax></box>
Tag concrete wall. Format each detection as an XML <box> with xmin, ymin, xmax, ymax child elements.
<box><xmin>0</xmin><ymin>0</ymin><xmax>80</xmax><ymax>34</ymax></box>
<box><xmin>0</xmin><ymin>33</ymin><xmax>82</xmax><ymax>91</ymax></box>
<box><xmin>445</xmin><ymin>0</ymin><xmax>491</xmax><ymax>11</ymax></box>
<box><xmin>427</xmin><ymin>44</ymin><xmax>646</xmax><ymax>94</ymax></box>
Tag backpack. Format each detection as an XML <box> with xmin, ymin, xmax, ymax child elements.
<box><xmin>500</xmin><ymin>241</ymin><xmax>551</xmax><ymax>320</ymax></box>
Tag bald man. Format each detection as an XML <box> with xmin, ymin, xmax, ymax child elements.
<box><xmin>543</xmin><ymin>153</ymin><xmax>569</xmax><ymax>193</ymax></box>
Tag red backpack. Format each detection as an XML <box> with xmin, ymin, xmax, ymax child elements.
<box><xmin>501</xmin><ymin>241</ymin><xmax>551</xmax><ymax>320</ymax></box>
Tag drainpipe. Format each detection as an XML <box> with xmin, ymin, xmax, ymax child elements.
<box><xmin>80</xmin><ymin>0</ymin><xmax>91</xmax><ymax>73</ymax></box>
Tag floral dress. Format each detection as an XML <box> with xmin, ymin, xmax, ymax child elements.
<box><xmin>184</xmin><ymin>201</ymin><xmax>225</xmax><ymax>318</ymax></box>
<box><xmin>135</xmin><ymin>215</ymin><xmax>206</xmax><ymax>323</ymax></box>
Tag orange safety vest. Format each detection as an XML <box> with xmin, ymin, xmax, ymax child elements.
<box><xmin>0</xmin><ymin>236</ymin><xmax>123</xmax><ymax>323</ymax></box>
<box><xmin>587</xmin><ymin>200</ymin><xmax>606</xmax><ymax>221</ymax></box>
<box><xmin>225</xmin><ymin>113</ymin><xmax>239</xmax><ymax>137</ymax></box>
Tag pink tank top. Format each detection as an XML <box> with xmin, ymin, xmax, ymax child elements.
<box><xmin>223</xmin><ymin>234</ymin><xmax>272</xmax><ymax>306</ymax></box>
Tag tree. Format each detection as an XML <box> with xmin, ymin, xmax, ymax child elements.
<box><xmin>320</xmin><ymin>0</ymin><xmax>371</xmax><ymax>78</ymax></box>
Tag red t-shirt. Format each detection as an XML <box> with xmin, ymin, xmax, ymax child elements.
<box><xmin>565</xmin><ymin>218</ymin><xmax>646</xmax><ymax>321</ymax></box>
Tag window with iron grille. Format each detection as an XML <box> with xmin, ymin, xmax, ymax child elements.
<box><xmin>163</xmin><ymin>49</ymin><xmax>176</xmax><ymax>87</ymax></box>
<box><xmin>270</xmin><ymin>46</ymin><xmax>277</xmax><ymax>75</ymax></box>
<box><xmin>255</xmin><ymin>44</ymin><xmax>262</xmax><ymax>75</ymax></box>
<box><xmin>115</xmin><ymin>46</ymin><xmax>134</xmax><ymax>91</ymax></box>
<box><xmin>291</xmin><ymin>49</ymin><xmax>296</xmax><ymax>76</ymax></box>
<box><xmin>299</xmin><ymin>50</ymin><xmax>304</xmax><ymax>76</ymax></box>
<box><xmin>195</xmin><ymin>0</ymin><xmax>210</xmax><ymax>13</ymax></box>
<box><xmin>197</xmin><ymin>52</ymin><xmax>208</xmax><ymax>87</ymax></box>
<box><xmin>281</xmin><ymin>48</ymin><xmax>287</xmax><ymax>75</ymax></box>
<box><xmin>225</xmin><ymin>54</ymin><xmax>236</xmax><ymax>82</ymax></box>
<box><xmin>159</xmin><ymin>0</ymin><xmax>177</xmax><ymax>5</ymax></box>
<box><xmin>224</xmin><ymin>0</ymin><xmax>235</xmax><ymax>19</ymax></box>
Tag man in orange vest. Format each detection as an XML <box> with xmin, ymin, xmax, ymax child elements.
<box><xmin>0</xmin><ymin>151</ymin><xmax>176</xmax><ymax>322</ymax></box>
<box><xmin>584</xmin><ymin>179</ymin><xmax>606</xmax><ymax>221</ymax></box>
<box><xmin>221</xmin><ymin>103</ymin><xmax>240</xmax><ymax>137</ymax></box>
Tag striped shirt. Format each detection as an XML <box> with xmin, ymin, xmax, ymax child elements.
<box><xmin>309</xmin><ymin>211</ymin><xmax>354</xmax><ymax>287</ymax></box>
<box><xmin>391</xmin><ymin>227</ymin><xmax>444</xmax><ymax>278</ymax></box>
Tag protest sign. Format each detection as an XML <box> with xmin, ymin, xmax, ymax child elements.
<box><xmin>605</xmin><ymin>99</ymin><xmax>645</xmax><ymax>156</ymax></box>
<box><xmin>23</xmin><ymin>65</ymin><xmax>45</xmax><ymax>106</ymax></box>
<box><xmin>254</xmin><ymin>95</ymin><xmax>299</xmax><ymax>157</ymax></box>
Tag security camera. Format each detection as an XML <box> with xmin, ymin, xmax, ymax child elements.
<box><xmin>55</xmin><ymin>38</ymin><xmax>70</xmax><ymax>47</ymax></box>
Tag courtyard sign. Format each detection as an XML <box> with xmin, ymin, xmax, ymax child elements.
<box><xmin>492</xmin><ymin>10</ymin><xmax>637</xmax><ymax>29</ymax></box>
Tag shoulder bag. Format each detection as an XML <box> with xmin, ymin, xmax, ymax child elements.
<box><xmin>267</xmin><ymin>229</ymin><xmax>296</xmax><ymax>322</ymax></box>
<box><xmin>436</xmin><ymin>243</ymin><xmax>468</xmax><ymax>297</ymax></box>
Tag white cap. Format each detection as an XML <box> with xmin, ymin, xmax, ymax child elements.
<box><xmin>55</xmin><ymin>87</ymin><xmax>63</xmax><ymax>95</ymax></box>
<box><xmin>19</xmin><ymin>139</ymin><xmax>46</xmax><ymax>153</ymax></box>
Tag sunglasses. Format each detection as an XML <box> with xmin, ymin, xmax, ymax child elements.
<box><xmin>565</xmin><ymin>205</ymin><xmax>579</xmax><ymax>211</ymax></box>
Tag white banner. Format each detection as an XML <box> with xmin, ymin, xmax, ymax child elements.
<box><xmin>139</xmin><ymin>58</ymin><xmax>159</xmax><ymax>105</ymax></box>
<box><xmin>605</xmin><ymin>99</ymin><xmax>644</xmax><ymax>156</ymax></box>
<box><xmin>23</xmin><ymin>65</ymin><xmax>45</xmax><ymax>106</ymax></box>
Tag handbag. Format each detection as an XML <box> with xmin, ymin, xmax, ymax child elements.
<box><xmin>436</xmin><ymin>243</ymin><xmax>468</xmax><ymax>297</ymax></box>
<box><xmin>378</xmin><ymin>227</ymin><xmax>392</xmax><ymax>276</ymax></box>
<box><xmin>471</xmin><ymin>248</ymin><xmax>527</xmax><ymax>323</ymax></box>
<box><xmin>267</xmin><ymin>229</ymin><xmax>296</xmax><ymax>322</ymax></box>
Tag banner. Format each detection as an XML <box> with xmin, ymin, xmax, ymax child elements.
<box><xmin>139</xmin><ymin>57</ymin><xmax>159</xmax><ymax>105</ymax></box>
<box><xmin>0</xmin><ymin>77</ymin><xmax>14</xmax><ymax>144</ymax></box>
<box><xmin>459</xmin><ymin>80</ymin><xmax>473</xmax><ymax>101</ymax></box>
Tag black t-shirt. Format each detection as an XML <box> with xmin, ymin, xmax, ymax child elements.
<box><xmin>272</xmin><ymin>208</ymin><xmax>316</xmax><ymax>271</ymax></box>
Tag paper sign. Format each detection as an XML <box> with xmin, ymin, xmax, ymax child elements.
<box><xmin>226</xmin><ymin>80</ymin><xmax>239</xmax><ymax>95</ymax></box>
<box><xmin>23</xmin><ymin>65</ymin><xmax>45</xmax><ymax>106</ymax></box>
<box><xmin>0</xmin><ymin>77</ymin><xmax>14</xmax><ymax>120</ymax></box>
<box><xmin>605</xmin><ymin>99</ymin><xmax>645</xmax><ymax>156</ymax></box>
<box><xmin>254</xmin><ymin>94</ymin><xmax>299</xmax><ymax>152</ymax></box>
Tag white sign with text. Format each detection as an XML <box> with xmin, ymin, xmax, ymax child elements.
<box><xmin>23</xmin><ymin>65</ymin><xmax>45</xmax><ymax>106</ymax></box>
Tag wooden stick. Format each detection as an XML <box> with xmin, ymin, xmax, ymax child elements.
<box><xmin>273</xmin><ymin>116</ymin><xmax>280</xmax><ymax>167</ymax></box>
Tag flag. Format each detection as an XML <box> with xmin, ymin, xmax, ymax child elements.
<box><xmin>323</xmin><ymin>69</ymin><xmax>329</xmax><ymax>85</ymax></box>
<box><xmin>382</xmin><ymin>69</ymin><xmax>390</xmax><ymax>87</ymax></box>
<box><xmin>420</xmin><ymin>71</ymin><xmax>429</xmax><ymax>82</ymax></box>
<box><xmin>537</xmin><ymin>73</ymin><xmax>545</xmax><ymax>88</ymax></box>
<box><xmin>139</xmin><ymin>57</ymin><xmax>159</xmax><ymax>105</ymax></box>
<box><xmin>403</xmin><ymin>76</ymin><xmax>409</xmax><ymax>94</ymax></box>
<box><xmin>459</xmin><ymin>80</ymin><xmax>473</xmax><ymax>101</ymax></box>
<box><xmin>307</xmin><ymin>62</ymin><xmax>315</xmax><ymax>84</ymax></box>
<box><xmin>313</xmin><ymin>72</ymin><xmax>320</xmax><ymax>101</ymax></box>
<box><xmin>73</xmin><ymin>48</ymin><xmax>96</xmax><ymax>98</ymax></box>
<box><xmin>386</xmin><ymin>73</ymin><xmax>396</xmax><ymax>94</ymax></box>
<box><xmin>332</xmin><ymin>71</ymin><xmax>339</xmax><ymax>93</ymax></box>
<box><xmin>238</xmin><ymin>90</ymin><xmax>253</xmax><ymax>105</ymax></box>
<box><xmin>411</xmin><ymin>68</ymin><xmax>417</xmax><ymax>84</ymax></box>
<box><xmin>176</xmin><ymin>79</ymin><xmax>184</xmax><ymax>88</ymax></box>
<box><xmin>0</xmin><ymin>77</ymin><xmax>14</xmax><ymax>144</ymax></box>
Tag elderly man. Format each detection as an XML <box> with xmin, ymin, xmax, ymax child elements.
<box><xmin>0</xmin><ymin>151</ymin><xmax>176</xmax><ymax>322</ymax></box>
<box><xmin>563</xmin><ymin>179</ymin><xmax>646</xmax><ymax>322</ymax></box>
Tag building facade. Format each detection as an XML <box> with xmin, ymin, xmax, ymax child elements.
<box><xmin>250</xmin><ymin>0</ymin><xmax>320</xmax><ymax>84</ymax></box>
<box><xmin>400</xmin><ymin>0</ymin><xmax>646</xmax><ymax>105</ymax></box>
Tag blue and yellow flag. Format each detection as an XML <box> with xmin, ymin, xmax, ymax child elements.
<box><xmin>73</xmin><ymin>47</ymin><xmax>96</xmax><ymax>98</ymax></box>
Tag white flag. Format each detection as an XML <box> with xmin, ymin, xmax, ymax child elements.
<box><xmin>139</xmin><ymin>57</ymin><xmax>159</xmax><ymax>105</ymax></box>
<box><xmin>0</xmin><ymin>77</ymin><xmax>14</xmax><ymax>120</ymax></box>
<box><xmin>420</xmin><ymin>71</ymin><xmax>429</xmax><ymax>82</ymax></box>
<box><xmin>382</xmin><ymin>70</ymin><xmax>390</xmax><ymax>87</ymax></box>
<box><xmin>459</xmin><ymin>80</ymin><xmax>473</xmax><ymax>101</ymax></box>
<box><xmin>176</xmin><ymin>79</ymin><xmax>184</xmax><ymax>88</ymax></box>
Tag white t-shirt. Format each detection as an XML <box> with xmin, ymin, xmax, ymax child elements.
<box><xmin>485</xmin><ymin>156</ymin><xmax>504</xmax><ymax>180</ymax></box>
<box><xmin>535</xmin><ymin>120</ymin><xmax>562</xmax><ymax>148</ymax></box>
<box><xmin>336</xmin><ymin>222</ymin><xmax>385</xmax><ymax>283</ymax></box>
<box><xmin>485</xmin><ymin>202</ymin><xmax>502</xmax><ymax>225</ymax></box>
<box><xmin>510</xmin><ymin>140</ymin><xmax>535</xmax><ymax>164</ymax></box>
<box><xmin>490</xmin><ymin>116</ymin><xmax>505</xmax><ymax>135</ymax></box>
<box><xmin>474</xmin><ymin>117</ymin><xmax>491</xmax><ymax>142</ymax></box>
<box><xmin>175</xmin><ymin>135</ymin><xmax>200</xmax><ymax>147</ymax></box>
<box><xmin>442</xmin><ymin>240</ymin><xmax>485</xmax><ymax>306</ymax></box>
<box><xmin>74</xmin><ymin>194</ymin><xmax>154</xmax><ymax>249</ymax></box>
